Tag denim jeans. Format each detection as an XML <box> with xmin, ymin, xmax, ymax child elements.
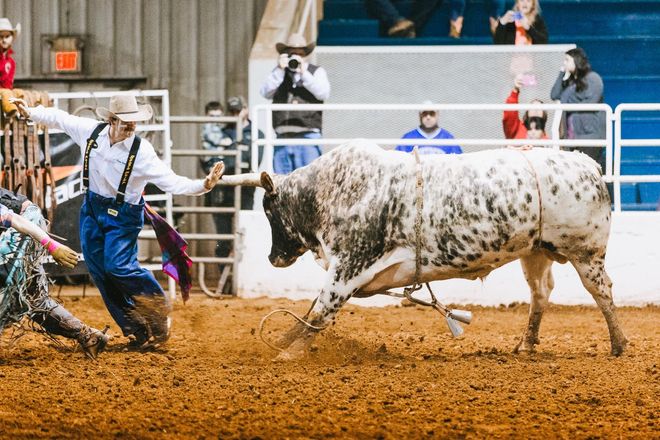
<box><xmin>80</xmin><ymin>191</ymin><xmax>170</xmax><ymax>336</ymax></box>
<box><xmin>450</xmin><ymin>0</ymin><xmax>506</xmax><ymax>21</ymax></box>
<box><xmin>273</xmin><ymin>131</ymin><xmax>322</xmax><ymax>174</ymax></box>
<box><xmin>365</xmin><ymin>0</ymin><xmax>444</xmax><ymax>32</ymax></box>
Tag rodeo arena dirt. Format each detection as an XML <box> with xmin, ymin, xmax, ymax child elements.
<box><xmin>2</xmin><ymin>3</ymin><xmax>660</xmax><ymax>440</ymax></box>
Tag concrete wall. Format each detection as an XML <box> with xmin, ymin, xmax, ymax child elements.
<box><xmin>236</xmin><ymin>211</ymin><xmax>660</xmax><ymax>307</ymax></box>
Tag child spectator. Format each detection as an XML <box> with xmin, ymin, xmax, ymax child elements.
<box><xmin>503</xmin><ymin>74</ymin><xmax>548</xmax><ymax>139</ymax></box>
<box><xmin>494</xmin><ymin>0</ymin><xmax>548</xmax><ymax>45</ymax></box>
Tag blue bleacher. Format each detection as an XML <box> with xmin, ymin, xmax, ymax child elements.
<box><xmin>318</xmin><ymin>0</ymin><xmax>660</xmax><ymax>211</ymax></box>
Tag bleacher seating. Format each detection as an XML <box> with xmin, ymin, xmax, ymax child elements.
<box><xmin>318</xmin><ymin>0</ymin><xmax>660</xmax><ymax>211</ymax></box>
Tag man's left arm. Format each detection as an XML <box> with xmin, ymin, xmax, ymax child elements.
<box><xmin>300</xmin><ymin>65</ymin><xmax>330</xmax><ymax>101</ymax></box>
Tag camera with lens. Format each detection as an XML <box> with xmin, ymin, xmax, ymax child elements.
<box><xmin>286</xmin><ymin>54</ymin><xmax>303</xmax><ymax>70</ymax></box>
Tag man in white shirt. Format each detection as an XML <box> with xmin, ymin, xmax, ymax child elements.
<box><xmin>13</xmin><ymin>95</ymin><xmax>224</xmax><ymax>350</ymax></box>
<box><xmin>260</xmin><ymin>33</ymin><xmax>330</xmax><ymax>174</ymax></box>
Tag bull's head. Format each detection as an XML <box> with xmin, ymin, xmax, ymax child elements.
<box><xmin>219</xmin><ymin>171</ymin><xmax>307</xmax><ymax>268</ymax></box>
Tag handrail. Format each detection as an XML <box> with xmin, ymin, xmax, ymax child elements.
<box><xmin>613</xmin><ymin>103</ymin><xmax>660</xmax><ymax>212</ymax></box>
<box><xmin>249</xmin><ymin>101</ymin><xmax>660</xmax><ymax>213</ymax></box>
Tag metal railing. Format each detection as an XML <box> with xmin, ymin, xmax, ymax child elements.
<box><xmin>613</xmin><ymin>104</ymin><xmax>660</xmax><ymax>212</ymax></box>
<box><xmin>249</xmin><ymin>102</ymin><xmax>660</xmax><ymax>213</ymax></box>
<box><xmin>166</xmin><ymin>115</ymin><xmax>244</xmax><ymax>297</ymax></box>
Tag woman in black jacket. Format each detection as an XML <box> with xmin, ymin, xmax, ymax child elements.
<box><xmin>494</xmin><ymin>0</ymin><xmax>548</xmax><ymax>45</ymax></box>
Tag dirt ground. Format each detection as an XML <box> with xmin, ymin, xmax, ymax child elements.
<box><xmin>0</xmin><ymin>292</ymin><xmax>657</xmax><ymax>439</ymax></box>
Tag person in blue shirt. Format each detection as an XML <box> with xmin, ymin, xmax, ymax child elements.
<box><xmin>396</xmin><ymin>103</ymin><xmax>463</xmax><ymax>154</ymax></box>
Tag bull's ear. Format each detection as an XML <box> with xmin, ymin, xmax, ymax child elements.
<box><xmin>260</xmin><ymin>171</ymin><xmax>277</xmax><ymax>195</ymax></box>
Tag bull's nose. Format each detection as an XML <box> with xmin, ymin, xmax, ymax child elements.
<box><xmin>269</xmin><ymin>254</ymin><xmax>294</xmax><ymax>268</ymax></box>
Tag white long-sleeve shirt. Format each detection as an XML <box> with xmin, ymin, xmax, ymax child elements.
<box><xmin>29</xmin><ymin>106</ymin><xmax>208</xmax><ymax>204</ymax></box>
<box><xmin>260</xmin><ymin>65</ymin><xmax>331</xmax><ymax>101</ymax></box>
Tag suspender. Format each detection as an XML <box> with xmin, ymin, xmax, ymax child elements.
<box><xmin>83</xmin><ymin>123</ymin><xmax>108</xmax><ymax>191</ymax></box>
<box><xmin>115</xmin><ymin>135</ymin><xmax>141</xmax><ymax>204</ymax></box>
<box><xmin>83</xmin><ymin>122</ymin><xmax>141</xmax><ymax>204</ymax></box>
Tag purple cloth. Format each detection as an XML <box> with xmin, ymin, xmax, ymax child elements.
<box><xmin>143</xmin><ymin>203</ymin><xmax>193</xmax><ymax>302</ymax></box>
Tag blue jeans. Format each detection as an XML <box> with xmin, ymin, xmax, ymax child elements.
<box><xmin>80</xmin><ymin>191</ymin><xmax>170</xmax><ymax>336</ymax></box>
<box><xmin>450</xmin><ymin>0</ymin><xmax>506</xmax><ymax>20</ymax></box>
<box><xmin>273</xmin><ymin>132</ymin><xmax>322</xmax><ymax>174</ymax></box>
<box><xmin>365</xmin><ymin>0</ymin><xmax>444</xmax><ymax>31</ymax></box>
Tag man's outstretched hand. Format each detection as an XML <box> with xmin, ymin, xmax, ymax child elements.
<box><xmin>204</xmin><ymin>161</ymin><xmax>225</xmax><ymax>190</ymax></box>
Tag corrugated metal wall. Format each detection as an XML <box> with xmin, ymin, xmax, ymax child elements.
<box><xmin>1</xmin><ymin>0</ymin><xmax>267</xmax><ymax>111</ymax></box>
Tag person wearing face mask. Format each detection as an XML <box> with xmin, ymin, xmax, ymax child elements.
<box><xmin>551</xmin><ymin>47</ymin><xmax>606</xmax><ymax>168</ymax></box>
<box><xmin>396</xmin><ymin>102</ymin><xmax>462</xmax><ymax>154</ymax></box>
<box><xmin>503</xmin><ymin>74</ymin><xmax>549</xmax><ymax>140</ymax></box>
<box><xmin>494</xmin><ymin>0</ymin><xmax>548</xmax><ymax>45</ymax></box>
<box><xmin>11</xmin><ymin>95</ymin><xmax>225</xmax><ymax>350</ymax></box>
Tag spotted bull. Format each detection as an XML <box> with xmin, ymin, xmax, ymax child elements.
<box><xmin>221</xmin><ymin>140</ymin><xmax>627</xmax><ymax>359</ymax></box>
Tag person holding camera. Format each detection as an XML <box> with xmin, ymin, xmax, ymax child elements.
<box><xmin>260</xmin><ymin>33</ymin><xmax>330</xmax><ymax>174</ymax></box>
<box><xmin>503</xmin><ymin>74</ymin><xmax>548</xmax><ymax>140</ymax></box>
<box><xmin>494</xmin><ymin>0</ymin><xmax>548</xmax><ymax>45</ymax></box>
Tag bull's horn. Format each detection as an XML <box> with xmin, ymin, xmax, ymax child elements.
<box><xmin>218</xmin><ymin>173</ymin><xmax>262</xmax><ymax>187</ymax></box>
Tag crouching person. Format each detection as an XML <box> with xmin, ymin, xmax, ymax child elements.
<box><xmin>12</xmin><ymin>95</ymin><xmax>223</xmax><ymax>350</ymax></box>
<box><xmin>0</xmin><ymin>189</ymin><xmax>109</xmax><ymax>359</ymax></box>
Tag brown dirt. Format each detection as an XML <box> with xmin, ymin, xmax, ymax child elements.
<box><xmin>0</xmin><ymin>294</ymin><xmax>658</xmax><ymax>439</ymax></box>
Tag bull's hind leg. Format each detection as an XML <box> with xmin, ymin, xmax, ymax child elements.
<box><xmin>515</xmin><ymin>252</ymin><xmax>555</xmax><ymax>353</ymax></box>
<box><xmin>571</xmin><ymin>254</ymin><xmax>628</xmax><ymax>356</ymax></box>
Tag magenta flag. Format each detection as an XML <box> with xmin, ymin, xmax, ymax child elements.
<box><xmin>143</xmin><ymin>203</ymin><xmax>193</xmax><ymax>302</ymax></box>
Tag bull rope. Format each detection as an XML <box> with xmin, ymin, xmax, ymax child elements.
<box><xmin>258</xmin><ymin>307</ymin><xmax>327</xmax><ymax>352</ymax></box>
<box><xmin>512</xmin><ymin>148</ymin><xmax>544</xmax><ymax>245</ymax></box>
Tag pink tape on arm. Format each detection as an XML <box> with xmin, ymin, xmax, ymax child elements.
<box><xmin>40</xmin><ymin>237</ymin><xmax>60</xmax><ymax>254</ymax></box>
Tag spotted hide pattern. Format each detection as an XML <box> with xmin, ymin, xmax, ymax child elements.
<box><xmin>262</xmin><ymin>140</ymin><xmax>627</xmax><ymax>356</ymax></box>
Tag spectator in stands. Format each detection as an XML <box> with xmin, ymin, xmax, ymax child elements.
<box><xmin>200</xmin><ymin>97</ymin><xmax>263</xmax><ymax>292</ymax></box>
<box><xmin>260</xmin><ymin>33</ymin><xmax>330</xmax><ymax>174</ymax></box>
<box><xmin>449</xmin><ymin>0</ymin><xmax>505</xmax><ymax>38</ymax></box>
<box><xmin>494</xmin><ymin>0</ymin><xmax>548</xmax><ymax>45</ymax></box>
<box><xmin>0</xmin><ymin>18</ymin><xmax>19</xmax><ymax>89</ymax></box>
<box><xmin>365</xmin><ymin>0</ymin><xmax>443</xmax><ymax>38</ymax></box>
<box><xmin>503</xmin><ymin>74</ymin><xmax>548</xmax><ymax>139</ymax></box>
<box><xmin>200</xmin><ymin>100</ymin><xmax>232</xmax><ymax>259</ymax></box>
<box><xmin>396</xmin><ymin>102</ymin><xmax>462</xmax><ymax>154</ymax></box>
<box><xmin>551</xmin><ymin>47</ymin><xmax>606</xmax><ymax>168</ymax></box>
<box><xmin>222</xmin><ymin>96</ymin><xmax>264</xmax><ymax>210</ymax></box>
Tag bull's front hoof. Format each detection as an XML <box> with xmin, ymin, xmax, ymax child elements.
<box><xmin>273</xmin><ymin>330</ymin><xmax>317</xmax><ymax>362</ymax></box>
<box><xmin>273</xmin><ymin>347</ymin><xmax>306</xmax><ymax>362</ymax></box>
<box><xmin>274</xmin><ymin>322</ymin><xmax>307</xmax><ymax>351</ymax></box>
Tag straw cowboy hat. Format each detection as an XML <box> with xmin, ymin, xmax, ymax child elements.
<box><xmin>0</xmin><ymin>18</ymin><xmax>20</xmax><ymax>38</ymax></box>
<box><xmin>96</xmin><ymin>95</ymin><xmax>153</xmax><ymax>122</ymax></box>
<box><xmin>275</xmin><ymin>33</ymin><xmax>316</xmax><ymax>56</ymax></box>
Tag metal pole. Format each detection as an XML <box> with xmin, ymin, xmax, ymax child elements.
<box><xmin>161</xmin><ymin>91</ymin><xmax>176</xmax><ymax>300</ymax></box>
<box><xmin>232</xmin><ymin>115</ymin><xmax>243</xmax><ymax>296</ymax></box>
